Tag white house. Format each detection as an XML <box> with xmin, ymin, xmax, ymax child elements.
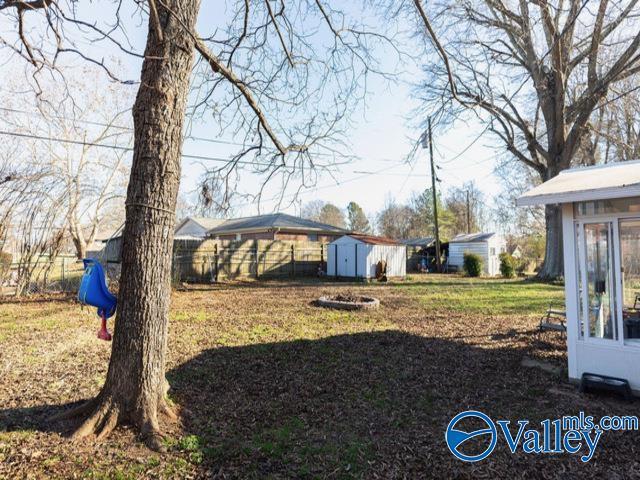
<box><xmin>327</xmin><ymin>234</ymin><xmax>406</xmax><ymax>279</ymax></box>
<box><xmin>448</xmin><ymin>233</ymin><xmax>506</xmax><ymax>276</ymax></box>
<box><xmin>517</xmin><ymin>161</ymin><xmax>640</xmax><ymax>393</ymax></box>
<box><xmin>174</xmin><ymin>217</ymin><xmax>225</xmax><ymax>240</ymax></box>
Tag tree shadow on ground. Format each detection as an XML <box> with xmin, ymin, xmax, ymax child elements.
<box><xmin>2</xmin><ymin>329</ymin><xmax>637</xmax><ymax>479</ymax></box>
<box><xmin>0</xmin><ymin>400</ymin><xmax>86</xmax><ymax>435</ymax></box>
<box><xmin>166</xmin><ymin>330</ymin><xmax>637</xmax><ymax>479</ymax></box>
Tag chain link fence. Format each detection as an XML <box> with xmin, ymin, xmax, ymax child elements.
<box><xmin>0</xmin><ymin>255</ymin><xmax>88</xmax><ymax>297</ymax></box>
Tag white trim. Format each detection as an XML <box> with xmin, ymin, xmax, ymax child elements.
<box><xmin>613</xmin><ymin>220</ymin><xmax>624</xmax><ymax>347</ymax></box>
<box><xmin>517</xmin><ymin>185</ymin><xmax>640</xmax><ymax>206</ymax></box>
<box><xmin>562</xmin><ymin>204</ymin><xmax>579</xmax><ymax>380</ymax></box>
<box><xmin>577</xmin><ymin>218</ymin><xmax>621</xmax><ymax>344</ymax></box>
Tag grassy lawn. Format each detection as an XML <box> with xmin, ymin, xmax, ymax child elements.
<box><xmin>0</xmin><ymin>275</ymin><xmax>637</xmax><ymax>479</ymax></box>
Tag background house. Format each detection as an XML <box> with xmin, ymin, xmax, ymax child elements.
<box><xmin>206</xmin><ymin>213</ymin><xmax>347</xmax><ymax>242</ymax></box>
<box><xmin>326</xmin><ymin>234</ymin><xmax>406</xmax><ymax>279</ymax></box>
<box><xmin>448</xmin><ymin>232</ymin><xmax>506</xmax><ymax>276</ymax></box>
<box><xmin>174</xmin><ymin>217</ymin><xmax>225</xmax><ymax>240</ymax></box>
<box><xmin>509</xmin><ymin>244</ymin><xmax>523</xmax><ymax>259</ymax></box>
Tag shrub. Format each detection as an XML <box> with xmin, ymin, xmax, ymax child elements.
<box><xmin>499</xmin><ymin>252</ymin><xmax>516</xmax><ymax>278</ymax></box>
<box><xmin>463</xmin><ymin>253</ymin><xmax>483</xmax><ymax>277</ymax></box>
<box><xmin>515</xmin><ymin>258</ymin><xmax>527</xmax><ymax>275</ymax></box>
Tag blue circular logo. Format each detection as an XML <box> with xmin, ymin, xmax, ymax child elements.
<box><xmin>445</xmin><ymin>410</ymin><xmax>497</xmax><ymax>462</ymax></box>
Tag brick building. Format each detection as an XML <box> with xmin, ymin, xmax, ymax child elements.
<box><xmin>206</xmin><ymin>213</ymin><xmax>347</xmax><ymax>242</ymax></box>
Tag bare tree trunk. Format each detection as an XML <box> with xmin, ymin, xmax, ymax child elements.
<box><xmin>538</xmin><ymin>204</ymin><xmax>564</xmax><ymax>280</ymax></box>
<box><xmin>71</xmin><ymin>235</ymin><xmax>86</xmax><ymax>260</ymax></box>
<box><xmin>59</xmin><ymin>0</ymin><xmax>201</xmax><ymax>449</ymax></box>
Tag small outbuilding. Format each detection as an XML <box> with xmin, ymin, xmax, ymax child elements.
<box><xmin>518</xmin><ymin>160</ymin><xmax>640</xmax><ymax>393</ymax></box>
<box><xmin>448</xmin><ymin>232</ymin><xmax>506</xmax><ymax>276</ymax></box>
<box><xmin>327</xmin><ymin>234</ymin><xmax>406</xmax><ymax>279</ymax></box>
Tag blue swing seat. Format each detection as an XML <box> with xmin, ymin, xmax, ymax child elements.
<box><xmin>78</xmin><ymin>259</ymin><xmax>117</xmax><ymax>318</ymax></box>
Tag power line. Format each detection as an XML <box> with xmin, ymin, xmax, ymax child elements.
<box><xmin>232</xmin><ymin>162</ymin><xmax>407</xmax><ymax>210</ymax></box>
<box><xmin>0</xmin><ymin>128</ymin><xmax>420</xmax><ymax>178</ymax></box>
<box><xmin>0</xmin><ymin>106</ymin><xmax>254</xmax><ymax>149</ymax></box>
<box><xmin>437</xmin><ymin>125</ymin><xmax>491</xmax><ymax>164</ymax></box>
<box><xmin>352</xmin><ymin>170</ymin><xmax>428</xmax><ymax>177</ymax></box>
<box><xmin>0</xmin><ymin>106</ymin><xmax>417</xmax><ymax>166</ymax></box>
<box><xmin>0</xmin><ymin>129</ymin><xmax>337</xmax><ymax>170</ymax></box>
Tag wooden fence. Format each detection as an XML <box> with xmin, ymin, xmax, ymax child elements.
<box><xmin>171</xmin><ymin>239</ymin><xmax>325</xmax><ymax>283</ymax></box>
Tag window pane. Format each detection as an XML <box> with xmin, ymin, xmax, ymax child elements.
<box><xmin>620</xmin><ymin>219</ymin><xmax>640</xmax><ymax>341</ymax></box>
<box><xmin>575</xmin><ymin>198</ymin><xmax>640</xmax><ymax>217</ymax></box>
<box><xmin>584</xmin><ymin>223</ymin><xmax>616</xmax><ymax>340</ymax></box>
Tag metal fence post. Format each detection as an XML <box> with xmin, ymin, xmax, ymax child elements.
<box><xmin>291</xmin><ymin>244</ymin><xmax>296</xmax><ymax>277</ymax></box>
<box><xmin>214</xmin><ymin>243</ymin><xmax>219</xmax><ymax>282</ymax></box>
<box><xmin>254</xmin><ymin>242</ymin><xmax>259</xmax><ymax>278</ymax></box>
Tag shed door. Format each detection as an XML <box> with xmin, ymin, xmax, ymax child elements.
<box><xmin>336</xmin><ymin>244</ymin><xmax>354</xmax><ymax>277</ymax></box>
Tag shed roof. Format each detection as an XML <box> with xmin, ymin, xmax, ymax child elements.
<box><xmin>333</xmin><ymin>234</ymin><xmax>402</xmax><ymax>245</ymax></box>
<box><xmin>450</xmin><ymin>232</ymin><xmax>496</xmax><ymax>243</ymax></box>
<box><xmin>517</xmin><ymin>160</ymin><xmax>640</xmax><ymax>206</ymax></box>
<box><xmin>400</xmin><ymin>237</ymin><xmax>435</xmax><ymax>246</ymax></box>
<box><xmin>207</xmin><ymin>213</ymin><xmax>347</xmax><ymax>236</ymax></box>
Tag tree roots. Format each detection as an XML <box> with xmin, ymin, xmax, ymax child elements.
<box><xmin>50</xmin><ymin>395</ymin><xmax>177</xmax><ymax>452</ymax></box>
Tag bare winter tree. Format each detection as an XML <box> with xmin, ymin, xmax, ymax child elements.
<box><xmin>377</xmin><ymin>197</ymin><xmax>415</xmax><ymax>239</ymax></box>
<box><xmin>1</xmin><ymin>73</ymin><xmax>132</xmax><ymax>259</ymax></box>
<box><xmin>0</xmin><ymin>0</ymin><xmax>396</xmax><ymax>448</ymax></box>
<box><xmin>0</xmin><ymin>151</ymin><xmax>66</xmax><ymax>296</ymax></box>
<box><xmin>301</xmin><ymin>199</ymin><xmax>328</xmax><ymax>221</ymax></box>
<box><xmin>444</xmin><ymin>181</ymin><xmax>487</xmax><ymax>235</ymax></box>
<box><xmin>409</xmin><ymin>0</ymin><xmax>640</xmax><ymax>278</ymax></box>
<box><xmin>597</xmin><ymin>76</ymin><xmax>640</xmax><ymax>162</ymax></box>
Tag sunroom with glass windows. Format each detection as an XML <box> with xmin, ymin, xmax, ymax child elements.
<box><xmin>518</xmin><ymin>161</ymin><xmax>640</xmax><ymax>392</ymax></box>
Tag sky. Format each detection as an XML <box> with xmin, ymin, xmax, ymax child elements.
<box><xmin>0</xmin><ymin>2</ymin><xmax>504</xmax><ymax>227</ymax></box>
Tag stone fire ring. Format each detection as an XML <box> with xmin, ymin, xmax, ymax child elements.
<box><xmin>316</xmin><ymin>296</ymin><xmax>380</xmax><ymax>311</ymax></box>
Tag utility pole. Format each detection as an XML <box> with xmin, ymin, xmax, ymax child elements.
<box><xmin>466</xmin><ymin>190</ymin><xmax>471</xmax><ymax>234</ymax></box>
<box><xmin>427</xmin><ymin>118</ymin><xmax>442</xmax><ymax>273</ymax></box>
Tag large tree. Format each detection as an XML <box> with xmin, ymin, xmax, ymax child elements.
<box><xmin>1</xmin><ymin>0</ymin><xmax>390</xmax><ymax>448</ymax></box>
<box><xmin>346</xmin><ymin>201</ymin><xmax>371</xmax><ymax>233</ymax></box>
<box><xmin>444</xmin><ymin>181</ymin><xmax>486</xmax><ymax>235</ymax></box>
<box><xmin>302</xmin><ymin>200</ymin><xmax>347</xmax><ymax>228</ymax></box>
<box><xmin>408</xmin><ymin>187</ymin><xmax>455</xmax><ymax>239</ymax></box>
<box><xmin>410</xmin><ymin>0</ymin><xmax>640</xmax><ymax>278</ymax></box>
<box><xmin>377</xmin><ymin>198</ymin><xmax>414</xmax><ymax>239</ymax></box>
<box><xmin>318</xmin><ymin>203</ymin><xmax>346</xmax><ymax>229</ymax></box>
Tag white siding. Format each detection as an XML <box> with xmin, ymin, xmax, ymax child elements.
<box><xmin>486</xmin><ymin>235</ymin><xmax>507</xmax><ymax>276</ymax></box>
<box><xmin>449</xmin><ymin>237</ymin><xmax>506</xmax><ymax>276</ymax></box>
<box><xmin>175</xmin><ymin>219</ymin><xmax>208</xmax><ymax>238</ymax></box>
<box><xmin>326</xmin><ymin>236</ymin><xmax>406</xmax><ymax>278</ymax></box>
<box><xmin>449</xmin><ymin>242</ymin><xmax>487</xmax><ymax>271</ymax></box>
<box><xmin>365</xmin><ymin>245</ymin><xmax>406</xmax><ymax>278</ymax></box>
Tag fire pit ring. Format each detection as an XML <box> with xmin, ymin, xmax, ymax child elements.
<box><xmin>316</xmin><ymin>294</ymin><xmax>380</xmax><ymax>311</ymax></box>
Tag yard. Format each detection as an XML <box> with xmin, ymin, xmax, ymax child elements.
<box><xmin>1</xmin><ymin>275</ymin><xmax>638</xmax><ymax>479</ymax></box>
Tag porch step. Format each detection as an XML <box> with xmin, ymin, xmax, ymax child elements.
<box><xmin>579</xmin><ymin>372</ymin><xmax>633</xmax><ymax>401</ymax></box>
